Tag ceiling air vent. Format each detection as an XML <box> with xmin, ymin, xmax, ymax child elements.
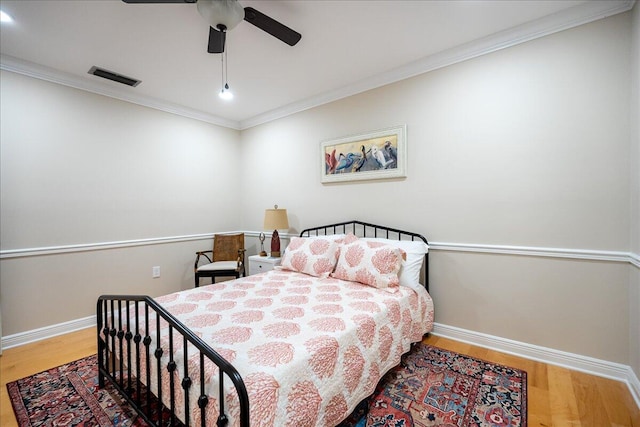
<box><xmin>88</xmin><ymin>66</ymin><xmax>141</xmax><ymax>87</ymax></box>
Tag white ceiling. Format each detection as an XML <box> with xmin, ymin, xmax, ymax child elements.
<box><xmin>0</xmin><ymin>0</ymin><xmax>634</xmax><ymax>129</ymax></box>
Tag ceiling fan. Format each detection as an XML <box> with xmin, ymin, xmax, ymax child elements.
<box><xmin>122</xmin><ymin>0</ymin><xmax>302</xmax><ymax>54</ymax></box>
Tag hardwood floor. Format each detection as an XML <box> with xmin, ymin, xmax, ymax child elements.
<box><xmin>1</xmin><ymin>329</ymin><xmax>638</xmax><ymax>426</ymax></box>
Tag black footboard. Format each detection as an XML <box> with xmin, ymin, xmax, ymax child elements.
<box><xmin>97</xmin><ymin>295</ymin><xmax>250</xmax><ymax>427</ymax></box>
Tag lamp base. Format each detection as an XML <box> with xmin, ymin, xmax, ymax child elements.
<box><xmin>270</xmin><ymin>229</ymin><xmax>281</xmax><ymax>259</ymax></box>
<box><xmin>259</xmin><ymin>251</ymin><xmax>267</xmax><ymax>257</ymax></box>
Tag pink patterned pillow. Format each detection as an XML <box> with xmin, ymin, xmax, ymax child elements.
<box><xmin>279</xmin><ymin>237</ymin><xmax>340</xmax><ymax>278</ymax></box>
<box><xmin>342</xmin><ymin>233</ymin><xmax>359</xmax><ymax>245</ymax></box>
<box><xmin>331</xmin><ymin>237</ymin><xmax>405</xmax><ymax>292</ymax></box>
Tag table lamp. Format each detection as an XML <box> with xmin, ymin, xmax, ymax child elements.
<box><xmin>263</xmin><ymin>205</ymin><xmax>289</xmax><ymax>257</ymax></box>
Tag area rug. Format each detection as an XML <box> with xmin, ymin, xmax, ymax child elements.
<box><xmin>338</xmin><ymin>344</ymin><xmax>527</xmax><ymax>427</ymax></box>
<box><xmin>6</xmin><ymin>354</ymin><xmax>149</xmax><ymax>426</ymax></box>
<box><xmin>7</xmin><ymin>344</ymin><xmax>526</xmax><ymax>427</ymax></box>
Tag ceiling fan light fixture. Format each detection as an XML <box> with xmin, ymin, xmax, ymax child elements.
<box><xmin>197</xmin><ymin>0</ymin><xmax>244</xmax><ymax>31</ymax></box>
<box><xmin>0</xmin><ymin>10</ymin><xmax>14</xmax><ymax>23</ymax></box>
<box><xmin>219</xmin><ymin>83</ymin><xmax>233</xmax><ymax>100</ymax></box>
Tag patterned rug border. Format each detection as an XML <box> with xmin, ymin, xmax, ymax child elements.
<box><xmin>6</xmin><ymin>354</ymin><xmax>143</xmax><ymax>427</ymax></box>
<box><xmin>6</xmin><ymin>381</ymin><xmax>30</xmax><ymax>426</ymax></box>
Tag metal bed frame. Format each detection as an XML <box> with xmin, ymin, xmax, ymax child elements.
<box><xmin>96</xmin><ymin>220</ymin><xmax>429</xmax><ymax>427</ymax></box>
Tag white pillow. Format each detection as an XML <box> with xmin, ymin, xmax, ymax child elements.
<box><xmin>362</xmin><ymin>238</ymin><xmax>428</xmax><ymax>291</ymax></box>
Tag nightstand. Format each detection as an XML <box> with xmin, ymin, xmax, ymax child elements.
<box><xmin>248</xmin><ymin>255</ymin><xmax>281</xmax><ymax>275</ymax></box>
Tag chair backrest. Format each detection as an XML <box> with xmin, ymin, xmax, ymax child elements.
<box><xmin>212</xmin><ymin>233</ymin><xmax>244</xmax><ymax>262</ymax></box>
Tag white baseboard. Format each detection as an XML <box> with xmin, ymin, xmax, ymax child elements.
<box><xmin>432</xmin><ymin>323</ymin><xmax>640</xmax><ymax>409</ymax></box>
<box><xmin>1</xmin><ymin>315</ymin><xmax>96</xmax><ymax>350</ymax></box>
<box><xmin>626</xmin><ymin>366</ymin><xmax>640</xmax><ymax>410</ymax></box>
<box><xmin>2</xmin><ymin>316</ymin><xmax>638</xmax><ymax>409</ymax></box>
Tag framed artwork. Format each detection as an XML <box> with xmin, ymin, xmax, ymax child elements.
<box><xmin>321</xmin><ymin>125</ymin><xmax>406</xmax><ymax>183</ymax></box>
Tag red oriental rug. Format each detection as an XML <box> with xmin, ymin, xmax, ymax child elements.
<box><xmin>6</xmin><ymin>354</ymin><xmax>147</xmax><ymax>427</ymax></box>
<box><xmin>7</xmin><ymin>344</ymin><xmax>526</xmax><ymax>427</ymax></box>
<box><xmin>340</xmin><ymin>344</ymin><xmax>527</xmax><ymax>427</ymax></box>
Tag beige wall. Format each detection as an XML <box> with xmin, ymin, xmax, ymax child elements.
<box><xmin>0</xmin><ymin>71</ymin><xmax>241</xmax><ymax>249</ymax></box>
<box><xmin>0</xmin><ymin>71</ymin><xmax>241</xmax><ymax>335</ymax></box>
<box><xmin>630</xmin><ymin>3</ymin><xmax>640</xmax><ymax>378</ymax></box>
<box><xmin>0</xmin><ymin>240</ymin><xmax>210</xmax><ymax>333</ymax></box>
<box><xmin>240</xmin><ymin>13</ymin><xmax>634</xmax><ymax>363</ymax></box>
<box><xmin>0</xmin><ymin>9</ymin><xmax>637</xmax><ymax>373</ymax></box>
<box><xmin>241</xmin><ymin>13</ymin><xmax>631</xmax><ymax>250</ymax></box>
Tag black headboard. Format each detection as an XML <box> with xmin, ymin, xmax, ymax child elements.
<box><xmin>299</xmin><ymin>220</ymin><xmax>429</xmax><ymax>292</ymax></box>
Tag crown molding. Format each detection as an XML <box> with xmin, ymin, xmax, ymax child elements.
<box><xmin>1</xmin><ymin>1</ymin><xmax>634</xmax><ymax>131</ymax></box>
<box><xmin>0</xmin><ymin>54</ymin><xmax>242</xmax><ymax>130</ymax></box>
<box><xmin>238</xmin><ymin>0</ymin><xmax>636</xmax><ymax>129</ymax></box>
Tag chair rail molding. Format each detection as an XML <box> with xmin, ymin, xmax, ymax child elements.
<box><xmin>428</xmin><ymin>241</ymin><xmax>634</xmax><ymax>264</ymax></box>
<box><xmin>0</xmin><ymin>232</ymin><xmax>236</xmax><ymax>259</ymax></box>
<box><xmin>2</xmin><ymin>232</ymin><xmax>638</xmax><ymax>270</ymax></box>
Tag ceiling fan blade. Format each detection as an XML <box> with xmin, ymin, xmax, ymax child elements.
<box><xmin>243</xmin><ymin>6</ymin><xmax>301</xmax><ymax>47</ymax></box>
<box><xmin>122</xmin><ymin>0</ymin><xmax>195</xmax><ymax>3</ymax></box>
<box><xmin>207</xmin><ymin>26</ymin><xmax>226</xmax><ymax>53</ymax></box>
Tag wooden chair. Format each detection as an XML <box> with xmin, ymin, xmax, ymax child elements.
<box><xmin>194</xmin><ymin>233</ymin><xmax>246</xmax><ymax>287</ymax></box>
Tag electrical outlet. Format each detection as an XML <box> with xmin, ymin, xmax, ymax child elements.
<box><xmin>152</xmin><ymin>266</ymin><xmax>160</xmax><ymax>278</ymax></box>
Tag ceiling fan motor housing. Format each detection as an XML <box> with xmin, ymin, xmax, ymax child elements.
<box><xmin>122</xmin><ymin>0</ymin><xmax>301</xmax><ymax>54</ymax></box>
<box><xmin>197</xmin><ymin>0</ymin><xmax>244</xmax><ymax>31</ymax></box>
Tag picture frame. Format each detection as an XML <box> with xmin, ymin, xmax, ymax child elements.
<box><xmin>321</xmin><ymin>124</ymin><xmax>406</xmax><ymax>183</ymax></box>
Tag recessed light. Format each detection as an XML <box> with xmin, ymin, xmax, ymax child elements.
<box><xmin>0</xmin><ymin>10</ymin><xmax>14</xmax><ymax>23</ymax></box>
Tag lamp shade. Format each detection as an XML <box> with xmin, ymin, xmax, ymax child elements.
<box><xmin>264</xmin><ymin>208</ymin><xmax>289</xmax><ymax>231</ymax></box>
